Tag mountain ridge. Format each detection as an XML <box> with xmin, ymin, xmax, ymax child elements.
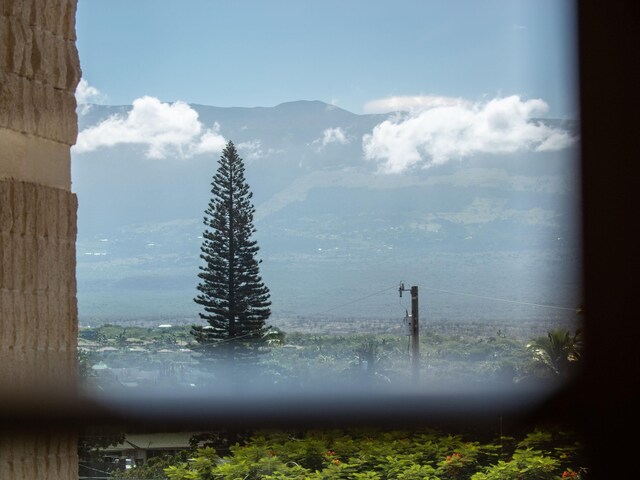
<box><xmin>72</xmin><ymin>101</ymin><xmax>582</xmax><ymax>325</ymax></box>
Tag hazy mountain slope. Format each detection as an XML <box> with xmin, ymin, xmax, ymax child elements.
<box><xmin>72</xmin><ymin>101</ymin><xmax>581</xmax><ymax>326</ymax></box>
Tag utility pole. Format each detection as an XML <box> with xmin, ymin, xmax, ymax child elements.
<box><xmin>399</xmin><ymin>283</ymin><xmax>419</xmax><ymax>385</ymax></box>
<box><xmin>410</xmin><ymin>285</ymin><xmax>419</xmax><ymax>385</ymax></box>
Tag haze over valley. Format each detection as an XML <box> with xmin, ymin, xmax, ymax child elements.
<box><xmin>72</xmin><ymin>99</ymin><xmax>581</xmax><ymax>329</ymax></box>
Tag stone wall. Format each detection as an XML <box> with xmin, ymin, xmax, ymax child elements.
<box><xmin>0</xmin><ymin>1</ymin><xmax>81</xmax><ymax>478</ymax></box>
<box><xmin>0</xmin><ymin>0</ymin><xmax>80</xmax><ymax>189</ymax></box>
<box><xmin>0</xmin><ymin>180</ymin><xmax>78</xmax><ymax>390</ymax></box>
<box><xmin>0</xmin><ymin>434</ymin><xmax>78</xmax><ymax>479</ymax></box>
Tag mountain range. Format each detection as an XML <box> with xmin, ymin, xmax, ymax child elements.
<box><xmin>72</xmin><ymin>100</ymin><xmax>582</xmax><ymax>329</ymax></box>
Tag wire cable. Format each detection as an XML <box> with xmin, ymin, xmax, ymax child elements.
<box><xmin>78</xmin><ymin>462</ymin><xmax>114</xmax><ymax>476</ymax></box>
<box><xmin>313</xmin><ymin>285</ymin><xmax>399</xmax><ymax>315</ymax></box>
<box><xmin>419</xmin><ymin>286</ymin><xmax>577</xmax><ymax>311</ymax></box>
<box><xmin>194</xmin><ymin>329</ymin><xmax>271</xmax><ymax>348</ymax></box>
<box><xmin>302</xmin><ymin>283</ymin><xmax>576</xmax><ymax>320</ymax></box>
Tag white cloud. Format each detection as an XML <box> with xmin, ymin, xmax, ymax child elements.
<box><xmin>535</xmin><ymin>130</ymin><xmax>576</xmax><ymax>152</ymax></box>
<box><xmin>75</xmin><ymin>79</ymin><xmax>106</xmax><ymax>115</ymax></box>
<box><xmin>190</xmin><ymin>122</ymin><xmax>226</xmax><ymax>156</ymax></box>
<box><xmin>321</xmin><ymin>127</ymin><xmax>349</xmax><ymax>145</ymax></box>
<box><xmin>73</xmin><ymin>96</ymin><xmax>227</xmax><ymax>159</ymax></box>
<box><xmin>363</xmin><ymin>95</ymin><xmax>467</xmax><ymax>114</ymax></box>
<box><xmin>236</xmin><ymin>140</ymin><xmax>271</xmax><ymax>161</ymax></box>
<box><xmin>362</xmin><ymin>95</ymin><xmax>576</xmax><ymax>173</ymax></box>
<box><xmin>75</xmin><ymin>79</ymin><xmax>105</xmax><ymax>104</ymax></box>
<box><xmin>310</xmin><ymin>127</ymin><xmax>350</xmax><ymax>151</ymax></box>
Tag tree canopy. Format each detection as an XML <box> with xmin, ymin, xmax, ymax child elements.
<box><xmin>192</xmin><ymin>141</ymin><xmax>271</xmax><ymax>365</ymax></box>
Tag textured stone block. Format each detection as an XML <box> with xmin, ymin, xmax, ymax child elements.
<box><xmin>56</xmin><ymin>240</ymin><xmax>68</xmax><ymax>285</ymax></box>
<box><xmin>23</xmin><ymin>180</ymin><xmax>36</xmax><ymax>234</ymax></box>
<box><xmin>0</xmin><ymin>14</ymin><xmax>19</xmax><ymax>74</ymax></box>
<box><xmin>30</xmin><ymin>27</ymin><xmax>46</xmax><ymax>80</ymax></box>
<box><xmin>43</xmin><ymin>0</ymin><xmax>60</xmax><ymax>34</ymax></box>
<box><xmin>0</xmin><ymin>233</ymin><xmax>10</xmax><ymax>289</ymax></box>
<box><xmin>43</xmin><ymin>86</ymin><xmax>78</xmax><ymax>144</ymax></box>
<box><xmin>21</xmin><ymin>20</ymin><xmax>35</xmax><ymax>78</ymax></box>
<box><xmin>2</xmin><ymin>72</ymin><xmax>25</xmax><ymax>132</ymax></box>
<box><xmin>5</xmin><ymin>14</ymin><xmax>26</xmax><ymax>72</ymax></box>
<box><xmin>32</xmin><ymin>30</ymin><xmax>68</xmax><ymax>87</ymax></box>
<box><xmin>13</xmin><ymin>291</ymin><xmax>25</xmax><ymax>351</ymax></box>
<box><xmin>0</xmin><ymin>182</ymin><xmax>12</xmax><ymax>231</ymax></box>
<box><xmin>22</xmin><ymin>235</ymin><xmax>37</xmax><ymax>287</ymax></box>
<box><xmin>55</xmin><ymin>187</ymin><xmax>67</xmax><ymax>238</ymax></box>
<box><xmin>28</xmin><ymin>0</ymin><xmax>45</xmax><ymax>28</ymax></box>
<box><xmin>0</xmin><ymin>434</ymin><xmax>78</xmax><ymax>480</ymax></box>
<box><xmin>0</xmin><ymin>71</ymin><xmax>78</xmax><ymax>144</ymax></box>
<box><xmin>36</xmin><ymin>234</ymin><xmax>48</xmax><ymax>286</ymax></box>
<box><xmin>0</xmin><ymin>440</ymin><xmax>9</xmax><ymax>478</ymax></box>
<box><xmin>34</xmin><ymin>183</ymin><xmax>47</xmax><ymax>235</ymax></box>
<box><xmin>1</xmin><ymin>0</ymin><xmax>22</xmax><ymax>17</ymax></box>
<box><xmin>0</xmin><ymin>73</ymin><xmax>9</xmax><ymax>128</ymax></box>
<box><xmin>12</xmin><ymin>290</ymin><xmax>24</xmax><ymax>349</ymax></box>
<box><xmin>2</xmin><ymin>234</ymin><xmax>14</xmax><ymax>289</ymax></box>
<box><xmin>52</xmin><ymin>36</ymin><xmax>68</xmax><ymax>89</ymax></box>
<box><xmin>0</xmin><ymin>129</ymin><xmax>73</xmax><ymax>190</ymax></box>
<box><xmin>43</xmin><ymin>184</ymin><xmax>56</xmax><ymax>236</ymax></box>
<box><xmin>25</xmin><ymin>290</ymin><xmax>37</xmax><ymax>344</ymax></box>
<box><xmin>50</xmin><ymin>290</ymin><xmax>62</xmax><ymax>350</ymax></box>
<box><xmin>19</xmin><ymin>1</ymin><xmax>34</xmax><ymax>25</ymax></box>
<box><xmin>68</xmin><ymin>192</ymin><xmax>77</xmax><ymax>236</ymax></box>
<box><xmin>31</xmin><ymin>76</ymin><xmax>50</xmax><ymax>133</ymax></box>
<box><xmin>0</xmin><ymin>232</ymin><xmax>5</xmax><ymax>287</ymax></box>
<box><xmin>12</xmin><ymin>231</ymin><xmax>25</xmax><ymax>291</ymax></box>
<box><xmin>43</xmin><ymin>237</ymin><xmax>55</xmax><ymax>286</ymax></box>
<box><xmin>50</xmin><ymin>0</ymin><xmax>65</xmax><ymax>37</ymax></box>
<box><xmin>58</xmin><ymin>288</ymin><xmax>70</xmax><ymax>345</ymax></box>
<box><xmin>0</xmin><ymin>15</ymin><xmax>80</xmax><ymax>93</ymax></box>
<box><xmin>0</xmin><ymin>288</ymin><xmax>14</xmax><ymax>349</ymax></box>
<box><xmin>0</xmin><ymin>15</ymin><xmax>10</xmax><ymax>71</ymax></box>
<box><xmin>11</xmin><ymin>180</ymin><xmax>25</xmax><ymax>234</ymax></box>
<box><xmin>0</xmin><ymin>180</ymin><xmax>77</xmax><ymax>387</ymax></box>
<box><xmin>20</xmin><ymin>73</ymin><xmax>37</xmax><ymax>133</ymax></box>
<box><xmin>38</xmin><ymin>293</ymin><xmax>50</xmax><ymax>349</ymax></box>
<box><xmin>63</xmin><ymin>39</ymin><xmax>82</xmax><ymax>91</ymax></box>
<box><xmin>62</xmin><ymin>0</ymin><xmax>76</xmax><ymax>41</ymax></box>
<box><xmin>0</xmin><ymin>20</ymin><xmax>82</xmax><ymax>145</ymax></box>
<box><xmin>0</xmin><ymin>2</ymin><xmax>80</xmax><ymax>476</ymax></box>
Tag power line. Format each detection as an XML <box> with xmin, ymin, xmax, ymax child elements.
<box><xmin>303</xmin><ymin>283</ymin><xmax>576</xmax><ymax>319</ymax></box>
<box><xmin>78</xmin><ymin>462</ymin><xmax>114</xmax><ymax>477</ymax></box>
<box><xmin>419</xmin><ymin>286</ymin><xmax>577</xmax><ymax>312</ymax></box>
<box><xmin>313</xmin><ymin>285</ymin><xmax>398</xmax><ymax>315</ymax></box>
<box><xmin>196</xmin><ymin>329</ymin><xmax>275</xmax><ymax>347</ymax></box>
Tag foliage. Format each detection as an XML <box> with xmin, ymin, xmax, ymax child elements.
<box><xmin>189</xmin><ymin>430</ymin><xmax>252</xmax><ymax>457</ymax></box>
<box><xmin>79</xmin><ymin>325</ymin><xmax>571</xmax><ymax>393</ymax></box>
<box><xmin>79</xmin><ymin>324</ymin><xmax>192</xmax><ymax>343</ymax></box>
<box><xmin>192</xmin><ymin>141</ymin><xmax>271</xmax><ymax>364</ymax></box>
<box><xmin>470</xmin><ymin>448</ymin><xmax>560</xmax><ymax>480</ymax></box>
<box><xmin>257</xmin><ymin>330</ymin><xmax>531</xmax><ymax>391</ymax></box>
<box><xmin>77</xmin><ymin>349</ymin><xmax>94</xmax><ymax>379</ymax></box>
<box><xmin>78</xmin><ymin>431</ymin><xmax>126</xmax><ymax>479</ymax></box>
<box><xmin>163</xmin><ymin>428</ymin><xmax>585</xmax><ymax>480</ymax></box>
<box><xmin>525</xmin><ymin>329</ymin><xmax>584</xmax><ymax>380</ymax></box>
<box><xmin>164</xmin><ymin>447</ymin><xmax>220</xmax><ymax>479</ymax></box>
<box><xmin>78</xmin><ymin>432</ymin><xmax>125</xmax><ymax>461</ymax></box>
<box><xmin>112</xmin><ymin>451</ymin><xmax>191</xmax><ymax>479</ymax></box>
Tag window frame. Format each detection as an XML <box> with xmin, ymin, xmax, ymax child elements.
<box><xmin>2</xmin><ymin>2</ymin><xmax>638</xmax><ymax>478</ymax></box>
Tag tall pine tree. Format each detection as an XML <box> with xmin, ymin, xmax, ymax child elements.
<box><xmin>192</xmin><ymin>141</ymin><xmax>271</xmax><ymax>364</ymax></box>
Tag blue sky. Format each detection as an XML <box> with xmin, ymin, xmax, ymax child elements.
<box><xmin>75</xmin><ymin>0</ymin><xmax>577</xmax><ymax>117</ymax></box>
